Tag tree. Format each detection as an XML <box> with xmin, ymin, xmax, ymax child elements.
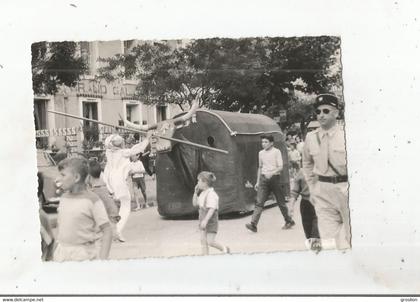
<box><xmin>98</xmin><ymin>41</ymin><xmax>221</xmax><ymax>111</ymax></box>
<box><xmin>257</xmin><ymin>36</ymin><xmax>343</xmax><ymax>133</ymax></box>
<box><xmin>98</xmin><ymin>37</ymin><xmax>343</xmax><ymax>131</ymax></box>
<box><xmin>31</xmin><ymin>42</ymin><xmax>87</xmax><ymax>95</ymax></box>
<box><xmin>185</xmin><ymin>37</ymin><xmax>269</xmax><ymax>112</ymax></box>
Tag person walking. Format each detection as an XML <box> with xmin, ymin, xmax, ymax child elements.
<box><xmin>246</xmin><ymin>134</ymin><xmax>295</xmax><ymax>233</ymax></box>
<box><xmin>192</xmin><ymin>171</ymin><xmax>230</xmax><ymax>255</ymax></box>
<box><xmin>302</xmin><ymin>93</ymin><xmax>350</xmax><ymax>250</ymax></box>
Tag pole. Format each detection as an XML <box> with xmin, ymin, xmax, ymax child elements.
<box><xmin>48</xmin><ymin>110</ymin><xmax>229</xmax><ymax>155</ymax></box>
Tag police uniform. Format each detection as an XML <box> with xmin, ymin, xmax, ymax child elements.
<box><xmin>302</xmin><ymin>94</ymin><xmax>350</xmax><ymax>250</ymax></box>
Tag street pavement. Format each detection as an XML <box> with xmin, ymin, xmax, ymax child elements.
<box><xmin>38</xmin><ymin>164</ymin><xmax>309</xmax><ymax>260</ymax></box>
<box><xmin>110</xmin><ymin>199</ymin><xmax>308</xmax><ymax>260</ymax></box>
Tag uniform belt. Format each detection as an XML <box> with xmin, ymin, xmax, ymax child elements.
<box><xmin>318</xmin><ymin>175</ymin><xmax>348</xmax><ymax>184</ymax></box>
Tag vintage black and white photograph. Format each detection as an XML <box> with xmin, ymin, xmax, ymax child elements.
<box><xmin>3</xmin><ymin>0</ymin><xmax>420</xmax><ymax>296</ymax></box>
<box><xmin>33</xmin><ymin>36</ymin><xmax>349</xmax><ymax>261</ymax></box>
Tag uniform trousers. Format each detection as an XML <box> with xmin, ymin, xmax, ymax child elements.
<box><xmin>312</xmin><ymin>180</ymin><xmax>350</xmax><ymax>249</ymax></box>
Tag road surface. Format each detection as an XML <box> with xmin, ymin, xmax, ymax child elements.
<box><xmin>38</xmin><ymin>164</ymin><xmax>309</xmax><ymax>260</ymax></box>
<box><xmin>110</xmin><ymin>200</ymin><xmax>308</xmax><ymax>260</ymax></box>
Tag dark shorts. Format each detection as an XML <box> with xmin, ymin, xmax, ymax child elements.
<box><xmin>132</xmin><ymin>177</ymin><xmax>146</xmax><ymax>193</ymax></box>
<box><xmin>199</xmin><ymin>207</ymin><xmax>218</xmax><ymax>233</ymax></box>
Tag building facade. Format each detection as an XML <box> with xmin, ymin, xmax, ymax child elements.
<box><xmin>34</xmin><ymin>40</ymin><xmax>184</xmax><ymax>150</ymax></box>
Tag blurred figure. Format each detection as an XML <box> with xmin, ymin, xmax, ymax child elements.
<box><xmin>88</xmin><ymin>159</ymin><xmax>120</xmax><ymax>239</ymax></box>
<box><xmin>288</xmin><ymin>143</ymin><xmax>301</xmax><ymax>179</ymax></box>
<box><xmin>288</xmin><ymin>168</ymin><xmax>321</xmax><ymax>253</ymax></box>
<box><xmin>37</xmin><ymin>172</ymin><xmax>55</xmax><ymax>261</ymax></box>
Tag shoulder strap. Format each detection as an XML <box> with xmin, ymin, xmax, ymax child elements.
<box><xmin>328</xmin><ymin>160</ymin><xmax>342</xmax><ymax>176</ymax></box>
<box><xmin>316</xmin><ymin>132</ymin><xmax>342</xmax><ymax>176</ymax></box>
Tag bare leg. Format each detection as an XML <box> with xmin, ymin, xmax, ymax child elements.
<box><xmin>139</xmin><ymin>177</ymin><xmax>148</xmax><ymax>207</ymax></box>
<box><xmin>132</xmin><ymin>181</ymin><xmax>142</xmax><ymax>209</ymax></box>
<box><xmin>207</xmin><ymin>233</ymin><xmax>229</xmax><ymax>253</ymax></box>
<box><xmin>200</xmin><ymin>230</ymin><xmax>209</xmax><ymax>255</ymax></box>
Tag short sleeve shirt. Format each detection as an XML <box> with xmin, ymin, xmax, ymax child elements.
<box><xmin>259</xmin><ymin>147</ymin><xmax>283</xmax><ymax>175</ymax></box>
<box><xmin>197</xmin><ymin>188</ymin><xmax>219</xmax><ymax>210</ymax></box>
<box><xmin>130</xmin><ymin>161</ymin><xmax>145</xmax><ymax>178</ymax></box>
<box><xmin>57</xmin><ymin>191</ymin><xmax>109</xmax><ymax>245</ymax></box>
<box><xmin>289</xmin><ymin>149</ymin><xmax>301</xmax><ymax>162</ymax></box>
<box><xmin>303</xmin><ymin>125</ymin><xmax>347</xmax><ymax>178</ymax></box>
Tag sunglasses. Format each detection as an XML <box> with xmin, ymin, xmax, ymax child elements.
<box><xmin>315</xmin><ymin>108</ymin><xmax>331</xmax><ymax>115</ymax></box>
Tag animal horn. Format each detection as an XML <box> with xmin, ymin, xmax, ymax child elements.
<box><xmin>172</xmin><ymin>94</ymin><xmax>200</xmax><ymax>125</ymax></box>
<box><xmin>120</xmin><ymin>114</ymin><xmax>157</xmax><ymax>131</ymax></box>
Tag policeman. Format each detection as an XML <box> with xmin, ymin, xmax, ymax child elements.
<box><xmin>302</xmin><ymin>94</ymin><xmax>350</xmax><ymax>250</ymax></box>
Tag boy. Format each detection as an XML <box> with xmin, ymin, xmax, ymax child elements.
<box><xmin>192</xmin><ymin>171</ymin><xmax>230</xmax><ymax>255</ymax></box>
<box><xmin>288</xmin><ymin>143</ymin><xmax>301</xmax><ymax>178</ymax></box>
<box><xmin>130</xmin><ymin>153</ymin><xmax>149</xmax><ymax>210</ymax></box>
<box><xmin>88</xmin><ymin>160</ymin><xmax>121</xmax><ymax>236</ymax></box>
<box><xmin>246</xmin><ymin>134</ymin><xmax>295</xmax><ymax>232</ymax></box>
<box><xmin>54</xmin><ymin>158</ymin><xmax>112</xmax><ymax>261</ymax></box>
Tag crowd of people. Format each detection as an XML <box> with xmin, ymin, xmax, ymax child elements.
<box><xmin>37</xmin><ymin>93</ymin><xmax>349</xmax><ymax>261</ymax></box>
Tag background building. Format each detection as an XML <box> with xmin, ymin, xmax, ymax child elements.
<box><xmin>34</xmin><ymin>40</ymin><xmax>185</xmax><ymax>150</ymax></box>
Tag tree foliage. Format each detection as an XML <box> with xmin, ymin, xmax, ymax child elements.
<box><xmin>31</xmin><ymin>42</ymin><xmax>87</xmax><ymax>95</ymax></box>
<box><xmin>98</xmin><ymin>36</ymin><xmax>343</xmax><ymax>129</ymax></box>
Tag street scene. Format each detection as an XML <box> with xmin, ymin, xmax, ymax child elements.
<box><xmin>38</xmin><ymin>162</ymin><xmax>308</xmax><ymax>259</ymax></box>
<box><xmin>33</xmin><ymin>37</ymin><xmax>349</xmax><ymax>261</ymax></box>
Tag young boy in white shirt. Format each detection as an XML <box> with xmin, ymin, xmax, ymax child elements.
<box><xmin>246</xmin><ymin>134</ymin><xmax>295</xmax><ymax>233</ymax></box>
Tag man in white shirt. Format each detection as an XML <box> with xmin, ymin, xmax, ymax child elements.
<box><xmin>103</xmin><ymin>134</ymin><xmax>149</xmax><ymax>242</ymax></box>
<box><xmin>246</xmin><ymin>134</ymin><xmax>295</xmax><ymax>232</ymax></box>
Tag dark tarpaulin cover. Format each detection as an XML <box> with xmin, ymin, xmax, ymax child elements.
<box><xmin>156</xmin><ymin>110</ymin><xmax>289</xmax><ymax>218</ymax></box>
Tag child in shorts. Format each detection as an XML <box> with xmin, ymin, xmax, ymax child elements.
<box><xmin>288</xmin><ymin>143</ymin><xmax>301</xmax><ymax>179</ymax></box>
<box><xmin>53</xmin><ymin>158</ymin><xmax>112</xmax><ymax>261</ymax></box>
<box><xmin>192</xmin><ymin>171</ymin><xmax>230</xmax><ymax>255</ymax></box>
<box><xmin>129</xmin><ymin>154</ymin><xmax>148</xmax><ymax>210</ymax></box>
